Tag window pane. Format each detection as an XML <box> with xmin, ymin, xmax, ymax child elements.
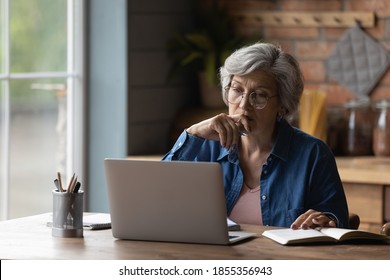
<box><xmin>0</xmin><ymin>80</ymin><xmax>6</xmax><ymax>219</ymax></box>
<box><xmin>8</xmin><ymin>78</ymin><xmax>67</xmax><ymax>218</ymax></box>
<box><xmin>0</xmin><ymin>0</ymin><xmax>5</xmax><ymax>74</ymax></box>
<box><xmin>10</xmin><ymin>0</ymin><xmax>67</xmax><ymax>73</ymax></box>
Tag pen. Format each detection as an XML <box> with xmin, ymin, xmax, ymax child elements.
<box><xmin>73</xmin><ymin>182</ymin><xmax>81</xmax><ymax>193</ymax></box>
<box><xmin>57</xmin><ymin>172</ymin><xmax>64</xmax><ymax>192</ymax></box>
<box><xmin>54</xmin><ymin>179</ymin><xmax>60</xmax><ymax>191</ymax></box>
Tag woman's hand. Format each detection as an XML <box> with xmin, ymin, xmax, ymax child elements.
<box><xmin>186</xmin><ymin>113</ymin><xmax>249</xmax><ymax>149</ymax></box>
<box><xmin>290</xmin><ymin>209</ymin><xmax>336</xmax><ymax>230</ymax></box>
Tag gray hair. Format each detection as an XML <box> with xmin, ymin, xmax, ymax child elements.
<box><xmin>219</xmin><ymin>42</ymin><xmax>304</xmax><ymax>118</ymax></box>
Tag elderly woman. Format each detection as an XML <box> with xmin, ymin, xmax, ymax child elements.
<box><xmin>163</xmin><ymin>42</ymin><xmax>349</xmax><ymax>229</ymax></box>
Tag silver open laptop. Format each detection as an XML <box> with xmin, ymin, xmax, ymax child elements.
<box><xmin>104</xmin><ymin>159</ymin><xmax>256</xmax><ymax>245</ymax></box>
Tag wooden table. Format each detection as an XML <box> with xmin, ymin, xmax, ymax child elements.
<box><xmin>0</xmin><ymin>213</ymin><xmax>389</xmax><ymax>260</ymax></box>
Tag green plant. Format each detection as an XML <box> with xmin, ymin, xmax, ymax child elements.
<box><xmin>166</xmin><ymin>2</ymin><xmax>255</xmax><ymax>86</ymax></box>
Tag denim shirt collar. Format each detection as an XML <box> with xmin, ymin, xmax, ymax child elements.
<box><xmin>217</xmin><ymin>147</ymin><xmax>237</xmax><ymax>164</ymax></box>
<box><xmin>271</xmin><ymin>118</ymin><xmax>294</xmax><ymax>162</ymax></box>
<box><xmin>216</xmin><ymin>118</ymin><xmax>294</xmax><ymax>164</ymax></box>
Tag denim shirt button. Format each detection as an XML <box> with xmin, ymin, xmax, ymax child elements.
<box><xmin>263</xmin><ymin>170</ymin><xmax>268</xmax><ymax>175</ymax></box>
<box><xmin>261</xmin><ymin>195</ymin><xmax>267</xmax><ymax>200</ymax></box>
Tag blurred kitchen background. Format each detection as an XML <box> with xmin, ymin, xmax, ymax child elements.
<box><xmin>1</xmin><ymin>0</ymin><xmax>390</xmax><ymax>231</ymax></box>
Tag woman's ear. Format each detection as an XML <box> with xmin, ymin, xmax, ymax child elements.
<box><xmin>277</xmin><ymin>106</ymin><xmax>287</xmax><ymax>119</ymax></box>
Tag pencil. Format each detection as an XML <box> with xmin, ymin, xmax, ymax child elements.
<box><xmin>67</xmin><ymin>173</ymin><xmax>76</xmax><ymax>193</ymax></box>
<box><xmin>57</xmin><ymin>172</ymin><xmax>64</xmax><ymax>192</ymax></box>
<box><xmin>69</xmin><ymin>176</ymin><xmax>78</xmax><ymax>193</ymax></box>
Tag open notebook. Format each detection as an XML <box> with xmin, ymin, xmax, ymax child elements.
<box><xmin>104</xmin><ymin>159</ymin><xmax>256</xmax><ymax>245</ymax></box>
<box><xmin>262</xmin><ymin>227</ymin><xmax>390</xmax><ymax>245</ymax></box>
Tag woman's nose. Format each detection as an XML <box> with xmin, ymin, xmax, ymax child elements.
<box><xmin>239</xmin><ymin>93</ymin><xmax>252</xmax><ymax>110</ymax></box>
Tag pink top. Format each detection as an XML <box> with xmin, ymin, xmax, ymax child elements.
<box><xmin>228</xmin><ymin>183</ymin><xmax>262</xmax><ymax>225</ymax></box>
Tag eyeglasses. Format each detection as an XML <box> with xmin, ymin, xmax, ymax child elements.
<box><xmin>224</xmin><ymin>86</ymin><xmax>278</xmax><ymax>110</ymax></box>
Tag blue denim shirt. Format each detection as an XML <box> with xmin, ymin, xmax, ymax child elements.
<box><xmin>162</xmin><ymin>119</ymin><xmax>349</xmax><ymax>228</ymax></box>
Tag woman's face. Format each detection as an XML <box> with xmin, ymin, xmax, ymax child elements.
<box><xmin>228</xmin><ymin>69</ymin><xmax>281</xmax><ymax>136</ymax></box>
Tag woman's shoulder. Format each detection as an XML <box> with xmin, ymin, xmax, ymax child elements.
<box><xmin>279</xmin><ymin>120</ymin><xmax>332</xmax><ymax>154</ymax></box>
<box><xmin>282</xmin><ymin>120</ymin><xmax>325</xmax><ymax>144</ymax></box>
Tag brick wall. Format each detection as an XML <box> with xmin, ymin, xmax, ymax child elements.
<box><xmin>127</xmin><ymin>0</ymin><xmax>196</xmax><ymax>154</ymax></box>
<box><xmin>216</xmin><ymin>0</ymin><xmax>390</xmax><ymax>106</ymax></box>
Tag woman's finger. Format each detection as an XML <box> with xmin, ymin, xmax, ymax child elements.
<box><xmin>210</xmin><ymin>114</ymin><xmax>239</xmax><ymax>148</ymax></box>
<box><xmin>230</xmin><ymin>114</ymin><xmax>250</xmax><ymax>135</ymax></box>
<box><xmin>291</xmin><ymin>209</ymin><xmax>326</xmax><ymax>229</ymax></box>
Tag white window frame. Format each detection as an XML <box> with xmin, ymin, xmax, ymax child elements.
<box><xmin>0</xmin><ymin>0</ymin><xmax>85</xmax><ymax>220</ymax></box>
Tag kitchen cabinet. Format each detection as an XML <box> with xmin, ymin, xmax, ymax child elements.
<box><xmin>336</xmin><ymin>157</ymin><xmax>390</xmax><ymax>233</ymax></box>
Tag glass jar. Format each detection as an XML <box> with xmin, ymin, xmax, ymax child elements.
<box><xmin>342</xmin><ymin>98</ymin><xmax>373</xmax><ymax>156</ymax></box>
<box><xmin>326</xmin><ymin>106</ymin><xmax>345</xmax><ymax>156</ymax></box>
<box><xmin>373</xmin><ymin>100</ymin><xmax>390</xmax><ymax>156</ymax></box>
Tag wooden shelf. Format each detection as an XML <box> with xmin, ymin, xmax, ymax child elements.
<box><xmin>231</xmin><ymin>11</ymin><xmax>375</xmax><ymax>28</ymax></box>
